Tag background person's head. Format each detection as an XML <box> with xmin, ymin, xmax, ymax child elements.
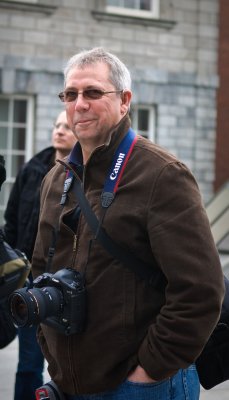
<box><xmin>52</xmin><ymin>110</ymin><xmax>77</xmax><ymax>159</ymax></box>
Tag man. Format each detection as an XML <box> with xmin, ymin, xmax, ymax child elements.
<box><xmin>4</xmin><ymin>110</ymin><xmax>77</xmax><ymax>400</ymax></box>
<box><xmin>32</xmin><ymin>48</ymin><xmax>224</xmax><ymax>399</ymax></box>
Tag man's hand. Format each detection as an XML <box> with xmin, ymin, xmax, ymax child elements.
<box><xmin>127</xmin><ymin>365</ymin><xmax>157</xmax><ymax>383</ymax></box>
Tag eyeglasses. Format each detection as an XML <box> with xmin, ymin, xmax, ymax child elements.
<box><xmin>58</xmin><ymin>89</ymin><xmax>123</xmax><ymax>103</ymax></box>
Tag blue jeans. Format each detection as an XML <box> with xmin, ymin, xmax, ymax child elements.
<box><xmin>14</xmin><ymin>326</ymin><xmax>44</xmax><ymax>400</ymax></box>
<box><xmin>65</xmin><ymin>365</ymin><xmax>200</xmax><ymax>400</ymax></box>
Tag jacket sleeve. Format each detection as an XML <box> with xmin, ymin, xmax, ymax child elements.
<box><xmin>4</xmin><ymin>166</ymin><xmax>26</xmax><ymax>247</ymax></box>
<box><xmin>138</xmin><ymin>161</ymin><xmax>225</xmax><ymax>380</ymax></box>
<box><xmin>31</xmin><ymin>166</ymin><xmax>63</xmax><ymax>279</ymax></box>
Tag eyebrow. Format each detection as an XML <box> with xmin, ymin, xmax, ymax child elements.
<box><xmin>64</xmin><ymin>85</ymin><xmax>106</xmax><ymax>91</ymax></box>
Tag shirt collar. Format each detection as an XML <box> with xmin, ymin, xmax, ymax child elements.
<box><xmin>68</xmin><ymin>141</ymin><xmax>83</xmax><ymax>167</ymax></box>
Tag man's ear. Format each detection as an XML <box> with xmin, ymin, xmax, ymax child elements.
<box><xmin>120</xmin><ymin>90</ymin><xmax>132</xmax><ymax>115</ymax></box>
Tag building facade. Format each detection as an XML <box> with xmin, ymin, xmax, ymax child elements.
<box><xmin>215</xmin><ymin>0</ymin><xmax>229</xmax><ymax>192</ymax></box>
<box><xmin>0</xmin><ymin>0</ymin><xmax>222</xmax><ymax>223</ymax></box>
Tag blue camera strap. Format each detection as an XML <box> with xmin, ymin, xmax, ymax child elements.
<box><xmin>101</xmin><ymin>127</ymin><xmax>137</xmax><ymax>208</ymax></box>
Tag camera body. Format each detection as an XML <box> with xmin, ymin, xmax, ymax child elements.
<box><xmin>9</xmin><ymin>267</ymin><xmax>86</xmax><ymax>335</ymax></box>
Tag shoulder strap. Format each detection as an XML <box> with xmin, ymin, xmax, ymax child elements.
<box><xmin>101</xmin><ymin>127</ymin><xmax>138</xmax><ymax>208</ymax></box>
<box><xmin>72</xmin><ymin>179</ymin><xmax>166</xmax><ymax>290</ymax></box>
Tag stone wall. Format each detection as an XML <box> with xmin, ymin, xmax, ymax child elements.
<box><xmin>0</xmin><ymin>0</ymin><xmax>219</xmax><ymax>201</ymax></box>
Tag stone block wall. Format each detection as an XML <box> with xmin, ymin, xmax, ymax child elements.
<box><xmin>0</xmin><ymin>0</ymin><xmax>220</xmax><ymax>201</ymax></box>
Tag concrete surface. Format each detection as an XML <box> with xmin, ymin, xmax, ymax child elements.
<box><xmin>0</xmin><ymin>337</ymin><xmax>49</xmax><ymax>399</ymax></box>
<box><xmin>1</xmin><ymin>337</ymin><xmax>229</xmax><ymax>399</ymax></box>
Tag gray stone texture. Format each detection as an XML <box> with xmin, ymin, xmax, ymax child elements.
<box><xmin>0</xmin><ymin>0</ymin><xmax>220</xmax><ymax>202</ymax></box>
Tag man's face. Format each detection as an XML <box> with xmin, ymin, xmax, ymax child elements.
<box><xmin>64</xmin><ymin>62</ymin><xmax>131</xmax><ymax>154</ymax></box>
<box><xmin>52</xmin><ymin>111</ymin><xmax>77</xmax><ymax>152</ymax></box>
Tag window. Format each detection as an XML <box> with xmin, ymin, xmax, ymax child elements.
<box><xmin>131</xmin><ymin>105</ymin><xmax>156</xmax><ymax>141</ymax></box>
<box><xmin>106</xmin><ymin>0</ymin><xmax>159</xmax><ymax>18</ymax></box>
<box><xmin>0</xmin><ymin>96</ymin><xmax>34</xmax><ymax>225</ymax></box>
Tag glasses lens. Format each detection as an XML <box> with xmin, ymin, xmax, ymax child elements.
<box><xmin>65</xmin><ymin>91</ymin><xmax>78</xmax><ymax>102</ymax></box>
<box><xmin>84</xmin><ymin>89</ymin><xmax>104</xmax><ymax>100</ymax></box>
<box><xmin>58</xmin><ymin>89</ymin><xmax>109</xmax><ymax>102</ymax></box>
<box><xmin>58</xmin><ymin>91</ymin><xmax>77</xmax><ymax>102</ymax></box>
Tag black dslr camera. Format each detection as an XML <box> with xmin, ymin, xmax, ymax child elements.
<box><xmin>9</xmin><ymin>268</ymin><xmax>86</xmax><ymax>335</ymax></box>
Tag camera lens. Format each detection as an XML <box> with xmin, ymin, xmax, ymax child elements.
<box><xmin>9</xmin><ymin>286</ymin><xmax>63</xmax><ymax>328</ymax></box>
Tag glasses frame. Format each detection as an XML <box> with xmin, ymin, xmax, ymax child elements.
<box><xmin>58</xmin><ymin>89</ymin><xmax>123</xmax><ymax>103</ymax></box>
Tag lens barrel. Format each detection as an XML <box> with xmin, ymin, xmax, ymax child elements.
<box><xmin>9</xmin><ymin>286</ymin><xmax>63</xmax><ymax>328</ymax></box>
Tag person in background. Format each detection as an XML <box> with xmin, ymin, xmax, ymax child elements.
<box><xmin>32</xmin><ymin>48</ymin><xmax>224</xmax><ymax>400</ymax></box>
<box><xmin>4</xmin><ymin>110</ymin><xmax>77</xmax><ymax>400</ymax></box>
<box><xmin>0</xmin><ymin>155</ymin><xmax>6</xmax><ymax>190</ymax></box>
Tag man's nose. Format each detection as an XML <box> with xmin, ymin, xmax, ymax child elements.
<box><xmin>74</xmin><ymin>93</ymin><xmax>90</xmax><ymax>110</ymax></box>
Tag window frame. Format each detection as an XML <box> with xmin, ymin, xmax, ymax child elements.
<box><xmin>106</xmin><ymin>0</ymin><xmax>160</xmax><ymax>19</ymax></box>
<box><xmin>0</xmin><ymin>95</ymin><xmax>34</xmax><ymax>224</ymax></box>
<box><xmin>131</xmin><ymin>104</ymin><xmax>156</xmax><ymax>142</ymax></box>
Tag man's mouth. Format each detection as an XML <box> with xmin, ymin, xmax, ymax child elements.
<box><xmin>77</xmin><ymin>119</ymin><xmax>92</xmax><ymax>124</ymax></box>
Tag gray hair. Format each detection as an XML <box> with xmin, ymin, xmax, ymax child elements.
<box><xmin>64</xmin><ymin>47</ymin><xmax>131</xmax><ymax>91</ymax></box>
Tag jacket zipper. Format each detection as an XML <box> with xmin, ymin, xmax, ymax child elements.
<box><xmin>71</xmin><ymin>233</ymin><xmax>78</xmax><ymax>267</ymax></box>
<box><xmin>64</xmin><ymin>228</ymin><xmax>81</xmax><ymax>392</ymax></box>
<box><xmin>67</xmin><ymin>335</ymin><xmax>80</xmax><ymax>393</ymax></box>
